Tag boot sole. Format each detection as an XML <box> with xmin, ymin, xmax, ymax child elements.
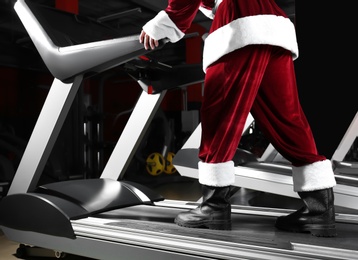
<box><xmin>174</xmin><ymin>218</ymin><xmax>232</xmax><ymax>230</ymax></box>
<box><xmin>275</xmin><ymin>223</ymin><xmax>337</xmax><ymax>237</ymax></box>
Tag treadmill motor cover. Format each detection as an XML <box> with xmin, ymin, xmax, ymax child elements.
<box><xmin>0</xmin><ymin>179</ymin><xmax>164</xmax><ymax>239</ymax></box>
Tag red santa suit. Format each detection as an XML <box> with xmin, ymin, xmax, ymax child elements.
<box><xmin>142</xmin><ymin>0</ymin><xmax>336</xmax><ymax>192</ymax></box>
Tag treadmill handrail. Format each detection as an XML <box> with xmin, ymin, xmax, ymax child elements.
<box><xmin>14</xmin><ymin>0</ymin><xmax>156</xmax><ymax>83</ymax></box>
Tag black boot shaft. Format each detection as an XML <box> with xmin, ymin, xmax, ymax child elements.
<box><xmin>275</xmin><ymin>188</ymin><xmax>337</xmax><ymax>237</ymax></box>
<box><xmin>202</xmin><ymin>185</ymin><xmax>231</xmax><ymax>210</ymax></box>
<box><xmin>298</xmin><ymin>188</ymin><xmax>335</xmax><ymax>215</ymax></box>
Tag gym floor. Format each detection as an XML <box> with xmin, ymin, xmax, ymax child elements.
<box><xmin>0</xmin><ymin>232</ymin><xmax>96</xmax><ymax>260</ymax></box>
<box><xmin>0</xmin><ymin>231</ymin><xmax>18</xmax><ymax>260</ymax></box>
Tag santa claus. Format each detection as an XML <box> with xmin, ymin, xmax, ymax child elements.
<box><xmin>139</xmin><ymin>0</ymin><xmax>337</xmax><ymax>237</ymax></box>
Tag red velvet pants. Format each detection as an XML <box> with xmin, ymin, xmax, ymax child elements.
<box><xmin>199</xmin><ymin>45</ymin><xmax>326</xmax><ymax>166</ymax></box>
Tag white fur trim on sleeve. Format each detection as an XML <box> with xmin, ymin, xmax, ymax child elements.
<box><xmin>292</xmin><ymin>159</ymin><xmax>337</xmax><ymax>192</ymax></box>
<box><xmin>198</xmin><ymin>160</ymin><xmax>235</xmax><ymax>187</ymax></box>
<box><xmin>203</xmin><ymin>14</ymin><xmax>299</xmax><ymax>72</ymax></box>
<box><xmin>142</xmin><ymin>10</ymin><xmax>185</xmax><ymax>43</ymax></box>
<box><xmin>199</xmin><ymin>6</ymin><xmax>215</xmax><ymax>19</ymax></box>
<box><xmin>199</xmin><ymin>0</ymin><xmax>223</xmax><ymax>20</ymax></box>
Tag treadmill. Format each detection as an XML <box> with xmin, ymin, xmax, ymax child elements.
<box><xmin>1</xmin><ymin>1</ymin><xmax>358</xmax><ymax>259</ymax></box>
<box><xmin>174</xmin><ymin>116</ymin><xmax>358</xmax><ymax>209</ymax></box>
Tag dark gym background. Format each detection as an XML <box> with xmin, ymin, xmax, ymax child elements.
<box><xmin>0</xmin><ymin>1</ymin><xmax>357</xmax><ymax>259</ymax></box>
<box><xmin>0</xmin><ymin>0</ymin><xmax>356</xmax><ymax>200</ymax></box>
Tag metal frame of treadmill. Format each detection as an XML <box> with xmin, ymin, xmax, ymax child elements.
<box><xmin>2</xmin><ymin>1</ymin><xmax>358</xmax><ymax>260</ymax></box>
<box><xmin>8</xmin><ymin>0</ymin><xmax>168</xmax><ymax>195</ymax></box>
<box><xmin>332</xmin><ymin>112</ymin><xmax>358</xmax><ymax>162</ymax></box>
<box><xmin>331</xmin><ymin>112</ymin><xmax>358</xmax><ymax>175</ymax></box>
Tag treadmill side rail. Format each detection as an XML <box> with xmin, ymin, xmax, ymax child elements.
<box><xmin>14</xmin><ymin>0</ymin><xmax>159</xmax><ymax>83</ymax></box>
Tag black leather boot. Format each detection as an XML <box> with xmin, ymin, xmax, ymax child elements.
<box><xmin>275</xmin><ymin>188</ymin><xmax>337</xmax><ymax>237</ymax></box>
<box><xmin>174</xmin><ymin>185</ymin><xmax>232</xmax><ymax>230</ymax></box>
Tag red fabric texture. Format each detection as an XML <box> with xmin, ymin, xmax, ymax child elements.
<box><xmin>162</xmin><ymin>0</ymin><xmax>326</xmax><ymax>167</ymax></box>
<box><xmin>209</xmin><ymin>0</ymin><xmax>288</xmax><ymax>34</ymax></box>
<box><xmin>165</xmin><ymin>0</ymin><xmax>201</xmax><ymax>32</ymax></box>
<box><xmin>201</xmin><ymin>0</ymin><xmax>215</xmax><ymax>9</ymax></box>
<box><xmin>199</xmin><ymin>45</ymin><xmax>326</xmax><ymax>166</ymax></box>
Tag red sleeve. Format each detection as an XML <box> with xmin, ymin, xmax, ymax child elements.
<box><xmin>201</xmin><ymin>0</ymin><xmax>216</xmax><ymax>9</ymax></box>
<box><xmin>164</xmin><ymin>0</ymin><xmax>202</xmax><ymax>33</ymax></box>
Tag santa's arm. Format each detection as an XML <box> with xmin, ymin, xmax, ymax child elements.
<box><xmin>142</xmin><ymin>0</ymin><xmax>202</xmax><ymax>43</ymax></box>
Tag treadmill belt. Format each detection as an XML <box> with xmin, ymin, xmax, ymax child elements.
<box><xmin>106</xmin><ymin>218</ymin><xmax>290</xmax><ymax>250</ymax></box>
<box><xmin>95</xmin><ymin>204</ymin><xmax>358</xmax><ymax>252</ymax></box>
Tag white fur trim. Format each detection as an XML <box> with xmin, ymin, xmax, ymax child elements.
<box><xmin>199</xmin><ymin>6</ymin><xmax>215</xmax><ymax>19</ymax></box>
<box><xmin>142</xmin><ymin>10</ymin><xmax>185</xmax><ymax>43</ymax></box>
<box><xmin>199</xmin><ymin>0</ymin><xmax>223</xmax><ymax>20</ymax></box>
<box><xmin>203</xmin><ymin>15</ymin><xmax>299</xmax><ymax>71</ymax></box>
<box><xmin>292</xmin><ymin>159</ymin><xmax>337</xmax><ymax>192</ymax></box>
<box><xmin>198</xmin><ymin>161</ymin><xmax>235</xmax><ymax>187</ymax></box>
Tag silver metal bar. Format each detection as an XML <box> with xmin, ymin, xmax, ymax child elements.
<box><xmin>1</xmin><ymin>222</ymin><xmax>343</xmax><ymax>260</ymax></box>
<box><xmin>332</xmin><ymin>112</ymin><xmax>358</xmax><ymax>162</ymax></box>
<box><xmin>8</xmin><ymin>76</ymin><xmax>83</xmax><ymax>194</ymax></box>
<box><xmin>14</xmin><ymin>0</ymin><xmax>149</xmax><ymax>82</ymax></box>
<box><xmin>100</xmin><ymin>90</ymin><xmax>166</xmax><ymax>180</ymax></box>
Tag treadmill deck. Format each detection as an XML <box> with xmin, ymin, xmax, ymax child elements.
<box><xmin>68</xmin><ymin>201</ymin><xmax>358</xmax><ymax>260</ymax></box>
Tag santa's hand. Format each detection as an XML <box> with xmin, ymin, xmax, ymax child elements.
<box><xmin>139</xmin><ymin>30</ymin><xmax>159</xmax><ymax>50</ymax></box>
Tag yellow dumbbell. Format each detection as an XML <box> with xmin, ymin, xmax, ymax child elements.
<box><xmin>164</xmin><ymin>152</ymin><xmax>177</xmax><ymax>174</ymax></box>
<box><xmin>146</xmin><ymin>152</ymin><xmax>165</xmax><ymax>176</ymax></box>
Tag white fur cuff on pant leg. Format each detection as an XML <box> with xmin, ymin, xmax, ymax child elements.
<box><xmin>198</xmin><ymin>161</ymin><xmax>235</xmax><ymax>187</ymax></box>
<box><xmin>292</xmin><ymin>159</ymin><xmax>337</xmax><ymax>192</ymax></box>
